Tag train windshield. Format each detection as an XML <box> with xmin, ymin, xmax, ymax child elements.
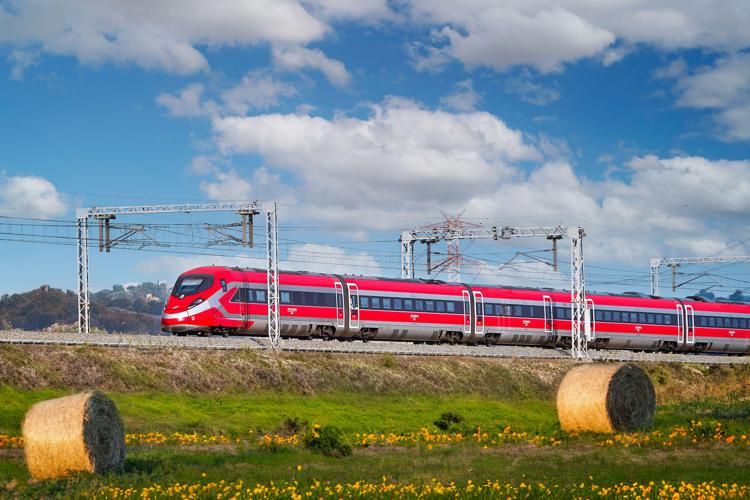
<box><xmin>172</xmin><ymin>274</ymin><xmax>213</xmax><ymax>297</ymax></box>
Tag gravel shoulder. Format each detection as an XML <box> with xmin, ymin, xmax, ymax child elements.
<box><xmin>0</xmin><ymin>329</ymin><xmax>747</xmax><ymax>365</ymax></box>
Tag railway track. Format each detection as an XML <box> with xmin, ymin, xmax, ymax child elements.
<box><xmin>1</xmin><ymin>330</ymin><xmax>748</xmax><ymax>365</ymax></box>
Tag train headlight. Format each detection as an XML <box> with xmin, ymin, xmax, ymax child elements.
<box><xmin>188</xmin><ymin>298</ymin><xmax>205</xmax><ymax>309</ymax></box>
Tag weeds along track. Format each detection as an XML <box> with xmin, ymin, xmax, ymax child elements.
<box><xmin>1</xmin><ymin>330</ymin><xmax>749</xmax><ymax>365</ymax></box>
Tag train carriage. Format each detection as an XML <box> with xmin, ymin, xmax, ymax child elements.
<box><xmin>161</xmin><ymin>266</ymin><xmax>750</xmax><ymax>354</ymax></box>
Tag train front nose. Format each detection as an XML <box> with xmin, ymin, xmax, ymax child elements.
<box><xmin>161</xmin><ymin>273</ymin><xmax>215</xmax><ymax>333</ymax></box>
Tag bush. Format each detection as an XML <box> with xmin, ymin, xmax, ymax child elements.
<box><xmin>278</xmin><ymin>416</ymin><xmax>308</xmax><ymax>435</ymax></box>
<box><xmin>434</xmin><ymin>411</ymin><xmax>465</xmax><ymax>431</ymax></box>
<box><xmin>304</xmin><ymin>424</ymin><xmax>351</xmax><ymax>457</ymax></box>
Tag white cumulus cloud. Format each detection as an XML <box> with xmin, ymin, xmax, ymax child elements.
<box><xmin>0</xmin><ymin>174</ymin><xmax>67</xmax><ymax>219</ymax></box>
<box><xmin>212</xmin><ymin>97</ymin><xmax>539</xmax><ymax>211</ymax></box>
<box><xmin>407</xmin><ymin>1</ymin><xmax>750</xmax><ymax>73</ymax></box>
<box><xmin>272</xmin><ymin>46</ymin><xmax>351</xmax><ymax>87</ymax></box>
<box><xmin>675</xmin><ymin>53</ymin><xmax>750</xmax><ymax>140</ymax></box>
<box><xmin>0</xmin><ymin>0</ymin><xmax>330</xmax><ymax>74</ymax></box>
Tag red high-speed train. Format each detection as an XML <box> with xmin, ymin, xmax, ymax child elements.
<box><xmin>161</xmin><ymin>266</ymin><xmax>750</xmax><ymax>354</ymax></box>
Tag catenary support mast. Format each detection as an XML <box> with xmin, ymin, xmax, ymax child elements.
<box><xmin>650</xmin><ymin>256</ymin><xmax>750</xmax><ymax>295</ymax></box>
<box><xmin>400</xmin><ymin>224</ymin><xmax>589</xmax><ymax>358</ymax></box>
<box><xmin>75</xmin><ymin>202</ymin><xmax>281</xmax><ymax>349</ymax></box>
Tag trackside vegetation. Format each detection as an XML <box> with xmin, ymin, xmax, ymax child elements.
<box><xmin>1</xmin><ymin>345</ymin><xmax>750</xmax><ymax>497</ymax></box>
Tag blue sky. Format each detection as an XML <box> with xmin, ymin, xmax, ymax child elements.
<box><xmin>1</xmin><ymin>0</ymin><xmax>750</xmax><ymax>297</ymax></box>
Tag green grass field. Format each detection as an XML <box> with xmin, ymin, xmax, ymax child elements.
<box><xmin>2</xmin><ymin>346</ymin><xmax>750</xmax><ymax>498</ymax></box>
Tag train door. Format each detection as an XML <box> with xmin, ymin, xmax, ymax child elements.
<box><xmin>585</xmin><ymin>298</ymin><xmax>596</xmax><ymax>340</ymax></box>
<box><xmin>240</xmin><ymin>272</ymin><xmax>251</xmax><ymax>332</ymax></box>
<box><xmin>347</xmin><ymin>283</ymin><xmax>360</xmax><ymax>329</ymax></box>
<box><xmin>473</xmin><ymin>291</ymin><xmax>484</xmax><ymax>334</ymax></box>
<box><xmin>462</xmin><ymin>290</ymin><xmax>472</xmax><ymax>335</ymax></box>
<box><xmin>685</xmin><ymin>304</ymin><xmax>695</xmax><ymax>345</ymax></box>
<box><xmin>334</xmin><ymin>282</ymin><xmax>345</xmax><ymax>329</ymax></box>
<box><xmin>676</xmin><ymin>304</ymin><xmax>685</xmax><ymax>344</ymax></box>
<box><xmin>242</xmin><ymin>288</ymin><xmax>251</xmax><ymax>332</ymax></box>
<box><xmin>542</xmin><ymin>295</ymin><xmax>554</xmax><ymax>333</ymax></box>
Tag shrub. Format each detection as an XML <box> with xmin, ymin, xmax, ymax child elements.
<box><xmin>278</xmin><ymin>416</ymin><xmax>307</xmax><ymax>435</ymax></box>
<box><xmin>304</xmin><ymin>424</ymin><xmax>351</xmax><ymax>457</ymax></box>
<box><xmin>434</xmin><ymin>411</ymin><xmax>465</xmax><ymax>431</ymax></box>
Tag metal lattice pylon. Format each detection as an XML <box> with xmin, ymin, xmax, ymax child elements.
<box><xmin>399</xmin><ymin>223</ymin><xmax>589</xmax><ymax>359</ymax></box>
<box><xmin>650</xmin><ymin>255</ymin><xmax>750</xmax><ymax>295</ymax></box>
<box><xmin>266</xmin><ymin>203</ymin><xmax>281</xmax><ymax>348</ymax></box>
<box><xmin>76</xmin><ymin>216</ymin><xmax>90</xmax><ymax>336</ymax></box>
<box><xmin>569</xmin><ymin>228</ymin><xmax>587</xmax><ymax>359</ymax></box>
<box><xmin>75</xmin><ymin>201</ymin><xmax>282</xmax><ymax>349</ymax></box>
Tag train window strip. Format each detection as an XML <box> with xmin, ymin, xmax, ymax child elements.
<box><xmin>231</xmin><ymin>288</ymin><xmax>335</xmax><ymax>306</ymax></box>
<box><xmin>695</xmin><ymin>316</ymin><xmax>748</xmax><ymax>329</ymax></box>
<box><xmin>225</xmin><ymin>289</ymin><xmax>750</xmax><ymax>329</ymax></box>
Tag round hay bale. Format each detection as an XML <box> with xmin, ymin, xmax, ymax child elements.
<box><xmin>556</xmin><ymin>363</ymin><xmax>655</xmax><ymax>434</ymax></box>
<box><xmin>22</xmin><ymin>391</ymin><xmax>125</xmax><ymax>479</ymax></box>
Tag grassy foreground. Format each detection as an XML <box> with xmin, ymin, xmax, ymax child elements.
<box><xmin>1</xmin><ymin>345</ymin><xmax>750</xmax><ymax>498</ymax></box>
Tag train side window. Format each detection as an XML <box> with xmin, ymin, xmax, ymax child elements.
<box><xmin>612</xmin><ymin>311</ymin><xmax>621</xmax><ymax>322</ymax></box>
<box><xmin>732</xmin><ymin>318</ymin><xmax>740</xmax><ymax>328</ymax></box>
<box><xmin>637</xmin><ymin>313</ymin><xmax>646</xmax><ymax>323</ymax></box>
<box><xmin>280</xmin><ymin>291</ymin><xmax>291</xmax><ymax>304</ymax></box>
<box><xmin>394</xmin><ymin>298</ymin><xmax>402</xmax><ymax>310</ymax></box>
<box><xmin>382</xmin><ymin>298</ymin><xmax>392</xmax><ymax>310</ymax></box>
<box><xmin>404</xmin><ymin>299</ymin><xmax>413</xmax><ymax>311</ymax></box>
<box><xmin>655</xmin><ymin>314</ymin><xmax>663</xmax><ymax>325</ymax></box>
<box><xmin>647</xmin><ymin>313</ymin><xmax>654</xmax><ymax>324</ymax></box>
<box><xmin>425</xmin><ymin>300</ymin><xmax>435</xmax><ymax>312</ymax></box>
<box><xmin>437</xmin><ymin>301</ymin><xmax>445</xmax><ymax>313</ymax></box>
<box><xmin>741</xmin><ymin>319</ymin><xmax>748</xmax><ymax>329</ymax></box>
<box><xmin>230</xmin><ymin>288</ymin><xmax>243</xmax><ymax>303</ymax></box>
<box><xmin>371</xmin><ymin>297</ymin><xmax>380</xmax><ymax>309</ymax></box>
<box><xmin>255</xmin><ymin>290</ymin><xmax>266</xmax><ymax>303</ymax></box>
<box><xmin>360</xmin><ymin>297</ymin><xmax>370</xmax><ymax>309</ymax></box>
<box><xmin>708</xmin><ymin>316</ymin><xmax>716</xmax><ymax>327</ymax></box>
<box><xmin>665</xmin><ymin>314</ymin><xmax>673</xmax><ymax>325</ymax></box>
<box><xmin>415</xmin><ymin>300</ymin><xmax>424</xmax><ymax>311</ymax></box>
<box><xmin>603</xmin><ymin>311</ymin><xmax>612</xmax><ymax>322</ymax></box>
<box><xmin>446</xmin><ymin>301</ymin><xmax>455</xmax><ymax>313</ymax></box>
<box><xmin>220</xmin><ymin>279</ymin><xmax>227</xmax><ymax>292</ymax></box>
<box><xmin>595</xmin><ymin>310</ymin><xmax>603</xmax><ymax>321</ymax></box>
<box><xmin>476</xmin><ymin>302</ymin><xmax>483</xmax><ymax>315</ymax></box>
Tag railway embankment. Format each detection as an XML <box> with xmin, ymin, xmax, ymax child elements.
<box><xmin>1</xmin><ymin>344</ymin><xmax>749</xmax><ymax>404</ymax></box>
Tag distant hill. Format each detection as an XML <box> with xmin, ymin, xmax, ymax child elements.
<box><xmin>0</xmin><ymin>282</ymin><xmax>170</xmax><ymax>334</ymax></box>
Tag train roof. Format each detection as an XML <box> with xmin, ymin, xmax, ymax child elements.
<box><xmin>212</xmin><ymin>266</ymin><xmax>750</xmax><ymax>307</ymax></box>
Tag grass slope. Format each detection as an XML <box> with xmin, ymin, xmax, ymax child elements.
<box><xmin>1</xmin><ymin>345</ymin><xmax>750</xmax><ymax>497</ymax></box>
